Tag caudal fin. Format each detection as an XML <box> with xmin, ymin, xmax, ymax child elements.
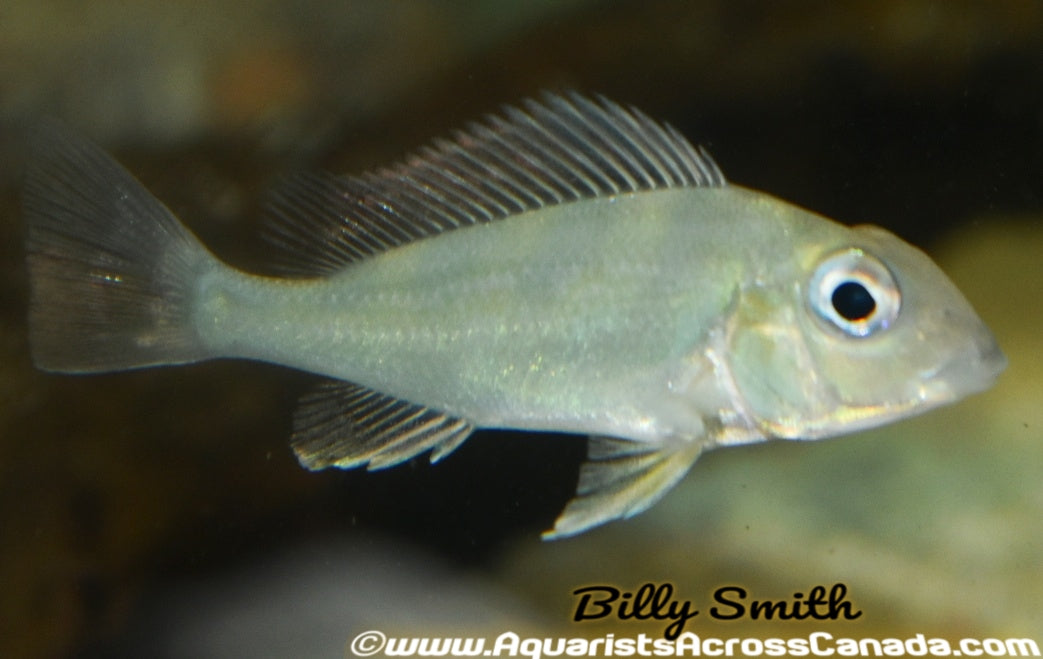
<box><xmin>23</xmin><ymin>125</ymin><xmax>216</xmax><ymax>372</ymax></box>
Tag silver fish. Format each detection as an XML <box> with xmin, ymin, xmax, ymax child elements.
<box><xmin>23</xmin><ymin>93</ymin><xmax>1006</xmax><ymax>538</ymax></box>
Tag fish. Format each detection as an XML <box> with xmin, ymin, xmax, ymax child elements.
<box><xmin>22</xmin><ymin>92</ymin><xmax>1006</xmax><ymax>539</ymax></box>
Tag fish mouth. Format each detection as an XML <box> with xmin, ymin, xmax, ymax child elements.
<box><xmin>918</xmin><ymin>331</ymin><xmax>1007</xmax><ymax>404</ymax></box>
<box><xmin>824</xmin><ymin>334</ymin><xmax>1005</xmax><ymax>437</ymax></box>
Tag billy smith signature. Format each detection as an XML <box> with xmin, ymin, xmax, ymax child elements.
<box><xmin>571</xmin><ymin>582</ymin><xmax>862</xmax><ymax>640</ymax></box>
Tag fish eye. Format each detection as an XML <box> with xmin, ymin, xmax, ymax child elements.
<box><xmin>808</xmin><ymin>248</ymin><xmax>900</xmax><ymax>338</ymax></box>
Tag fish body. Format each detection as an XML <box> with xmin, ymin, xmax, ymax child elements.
<box><xmin>200</xmin><ymin>188</ymin><xmax>766</xmax><ymax>440</ymax></box>
<box><xmin>23</xmin><ymin>93</ymin><xmax>1005</xmax><ymax>538</ymax></box>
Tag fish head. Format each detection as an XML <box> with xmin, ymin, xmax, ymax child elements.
<box><xmin>724</xmin><ymin>222</ymin><xmax>1006</xmax><ymax>441</ymax></box>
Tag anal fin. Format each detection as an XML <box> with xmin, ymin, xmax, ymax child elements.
<box><xmin>291</xmin><ymin>380</ymin><xmax>474</xmax><ymax>471</ymax></box>
<box><xmin>543</xmin><ymin>435</ymin><xmax>704</xmax><ymax>540</ymax></box>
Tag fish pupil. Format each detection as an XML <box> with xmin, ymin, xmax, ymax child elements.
<box><xmin>832</xmin><ymin>281</ymin><xmax>875</xmax><ymax>321</ymax></box>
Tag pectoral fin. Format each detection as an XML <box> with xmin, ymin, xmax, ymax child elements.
<box><xmin>543</xmin><ymin>435</ymin><xmax>704</xmax><ymax>540</ymax></box>
<box><xmin>291</xmin><ymin>380</ymin><xmax>474</xmax><ymax>470</ymax></box>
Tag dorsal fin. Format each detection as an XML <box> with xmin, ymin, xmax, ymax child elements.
<box><xmin>263</xmin><ymin>92</ymin><xmax>725</xmax><ymax>276</ymax></box>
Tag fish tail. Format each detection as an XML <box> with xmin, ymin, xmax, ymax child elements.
<box><xmin>23</xmin><ymin>124</ymin><xmax>216</xmax><ymax>372</ymax></box>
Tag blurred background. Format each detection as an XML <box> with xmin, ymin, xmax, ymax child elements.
<box><xmin>0</xmin><ymin>1</ymin><xmax>1041</xmax><ymax>657</ymax></box>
